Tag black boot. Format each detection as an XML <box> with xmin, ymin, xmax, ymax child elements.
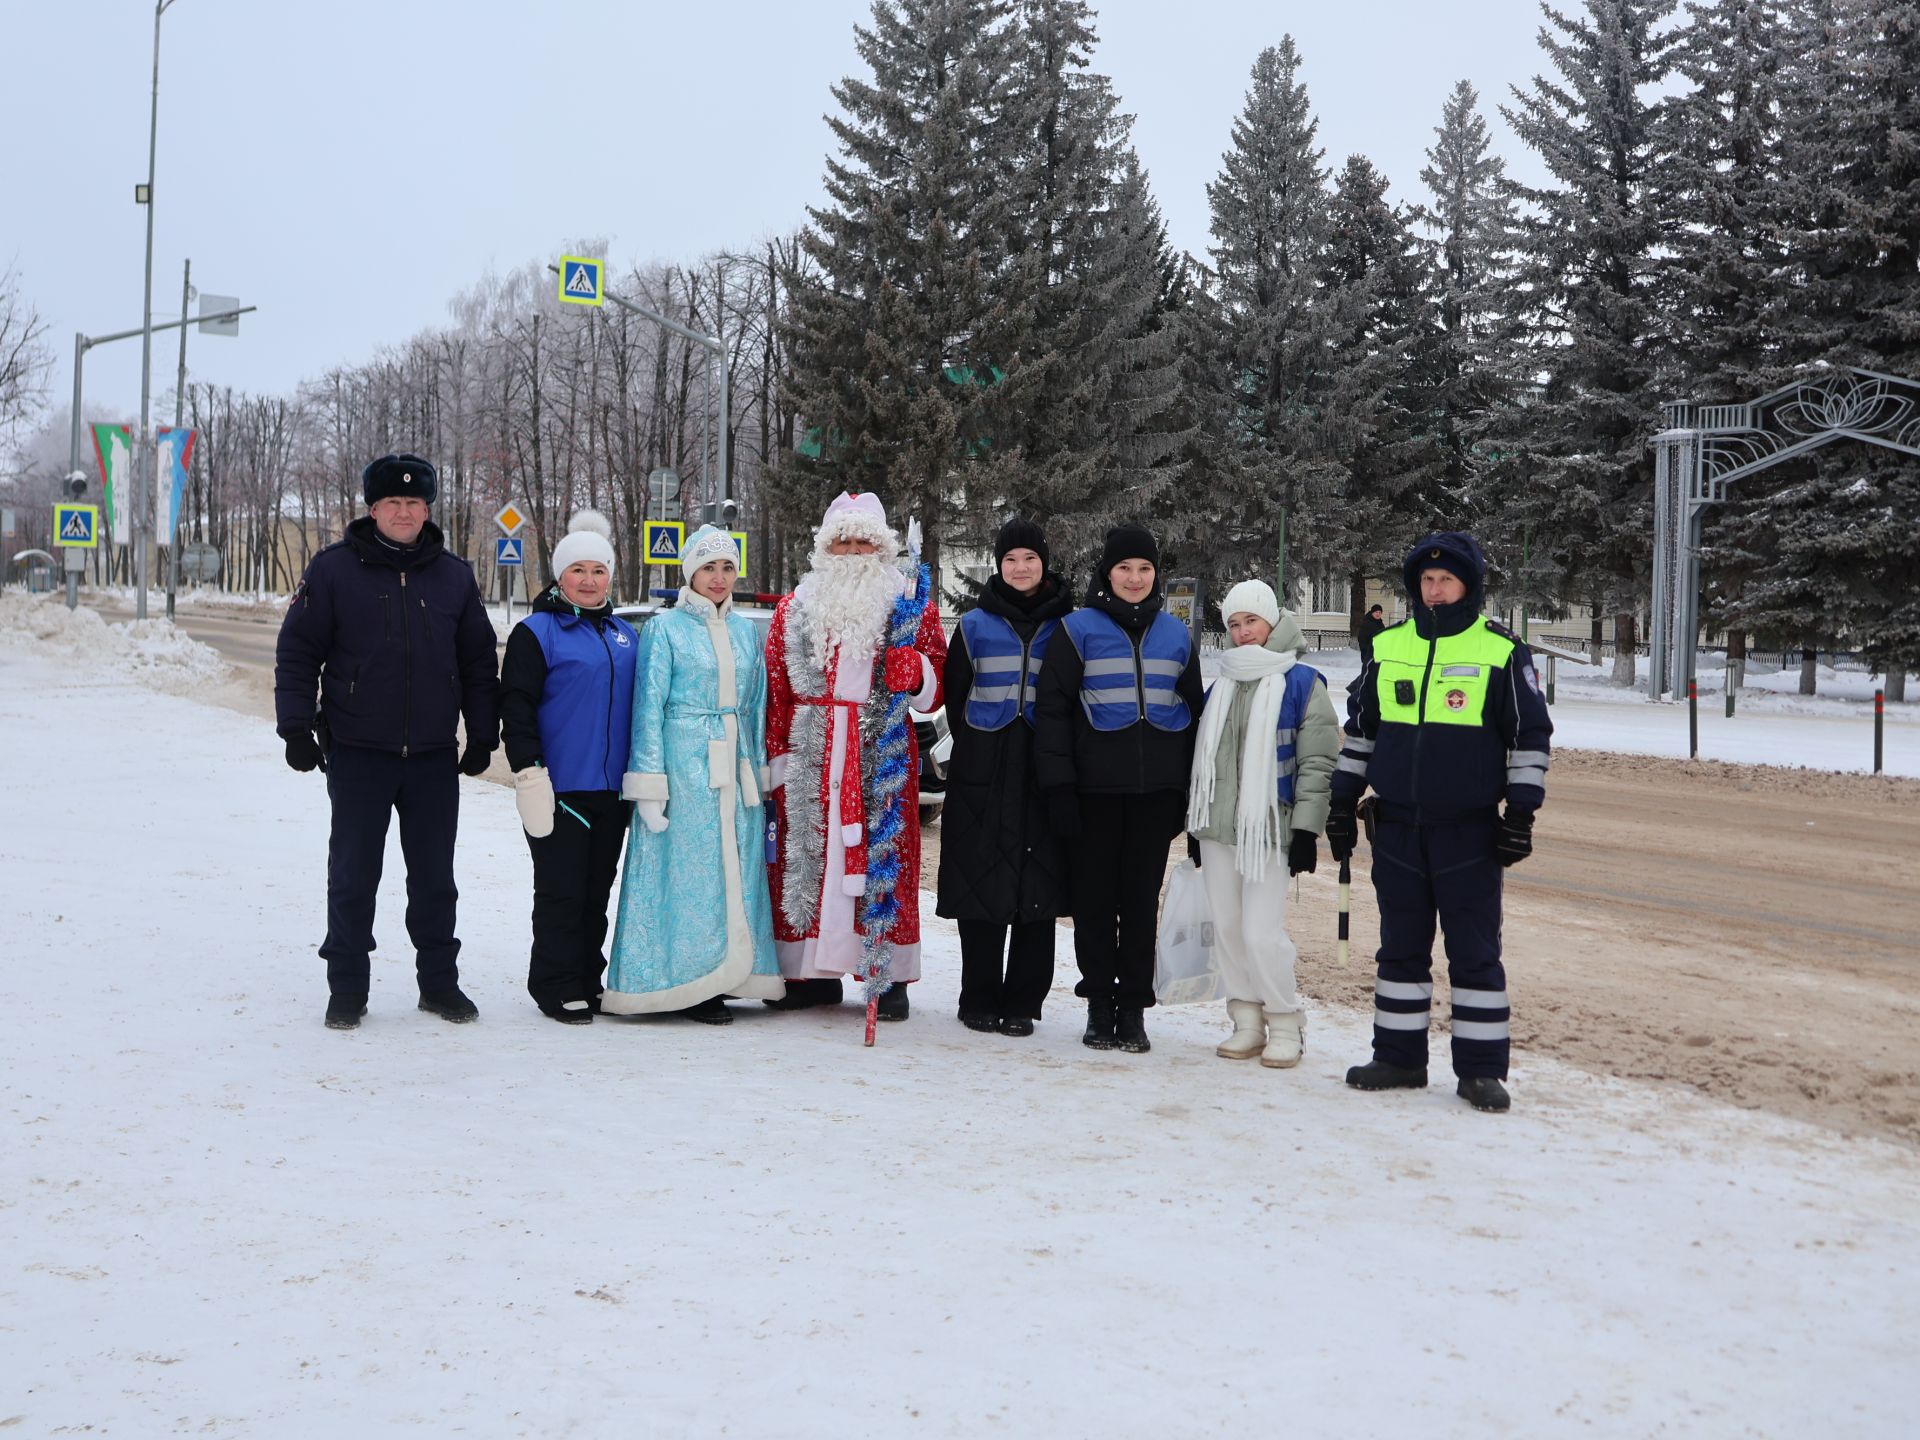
<box><xmin>419</xmin><ymin>985</ymin><xmax>479</xmax><ymax>1023</ymax></box>
<box><xmin>1082</xmin><ymin>999</ymin><xmax>1118</xmax><ymax>1050</ymax></box>
<box><xmin>325</xmin><ymin>993</ymin><xmax>367</xmax><ymax>1030</ymax></box>
<box><xmin>1114</xmin><ymin>1006</ymin><xmax>1151</xmax><ymax>1054</ymax></box>
<box><xmin>763</xmin><ymin>977</ymin><xmax>845</xmax><ymax>1010</ymax></box>
<box><xmin>538</xmin><ymin>999</ymin><xmax>594</xmax><ymax>1025</ymax></box>
<box><xmin>998</xmin><ymin>1016</ymin><xmax>1035</xmax><ymax>1038</ymax></box>
<box><xmin>876</xmin><ymin>983</ymin><xmax>910</xmax><ymax>1021</ymax></box>
<box><xmin>1457</xmin><ymin>1076</ymin><xmax>1511</xmax><ymax>1112</ymax></box>
<box><xmin>958</xmin><ymin>1009</ymin><xmax>999</xmax><ymax>1033</ymax></box>
<box><xmin>1345</xmin><ymin>1059</ymin><xmax>1428</xmax><ymax>1090</ymax></box>
<box><xmin>680</xmin><ymin>995</ymin><xmax>734</xmax><ymax>1025</ymax></box>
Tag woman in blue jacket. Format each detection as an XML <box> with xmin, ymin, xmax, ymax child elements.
<box><xmin>499</xmin><ymin>510</ymin><xmax>639</xmax><ymax>1023</ymax></box>
<box><xmin>603</xmin><ymin>525</ymin><xmax>783</xmax><ymax>1021</ymax></box>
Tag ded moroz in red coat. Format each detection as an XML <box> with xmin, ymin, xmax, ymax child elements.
<box><xmin>764</xmin><ymin>583</ymin><xmax>946</xmax><ymax>981</ymax></box>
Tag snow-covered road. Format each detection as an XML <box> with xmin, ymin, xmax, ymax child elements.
<box><xmin>3</xmin><ymin>635</ymin><xmax>1917</xmax><ymax>1438</ymax></box>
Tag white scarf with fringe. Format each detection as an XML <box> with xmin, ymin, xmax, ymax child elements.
<box><xmin>1187</xmin><ymin>642</ymin><xmax>1297</xmax><ymax>882</ymax></box>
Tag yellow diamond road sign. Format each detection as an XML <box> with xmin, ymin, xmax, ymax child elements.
<box><xmin>493</xmin><ymin>503</ymin><xmax>527</xmax><ymax>535</ymax></box>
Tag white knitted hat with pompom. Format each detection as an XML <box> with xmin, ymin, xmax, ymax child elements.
<box><xmin>550</xmin><ymin>509</ymin><xmax>616</xmax><ymax>577</ymax></box>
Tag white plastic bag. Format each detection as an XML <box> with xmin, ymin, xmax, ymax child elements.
<box><xmin>1154</xmin><ymin>859</ymin><xmax>1223</xmax><ymax>1005</ymax></box>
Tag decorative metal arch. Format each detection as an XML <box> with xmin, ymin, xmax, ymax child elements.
<box><xmin>1648</xmin><ymin>366</ymin><xmax>1920</xmax><ymax>698</ymax></box>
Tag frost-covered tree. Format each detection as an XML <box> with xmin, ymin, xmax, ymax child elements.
<box><xmin>1498</xmin><ymin>0</ymin><xmax>1681</xmax><ymax>682</ymax></box>
<box><xmin>995</xmin><ymin>1</ymin><xmax>1191</xmax><ymax>566</ymax></box>
<box><xmin>1411</xmin><ymin>81</ymin><xmax>1523</xmax><ymax>527</ymax></box>
<box><xmin>780</xmin><ymin>0</ymin><xmax>1026</xmax><ymax>581</ymax></box>
<box><xmin>1190</xmin><ymin>38</ymin><xmax>1346</xmax><ymax>590</ymax></box>
<box><xmin>0</xmin><ymin>262</ymin><xmax>52</xmax><ymax>453</ymax></box>
<box><xmin>1318</xmin><ymin>154</ymin><xmax>1441</xmax><ymax>629</ymax></box>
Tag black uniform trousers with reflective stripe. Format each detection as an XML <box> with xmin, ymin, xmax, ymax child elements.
<box><xmin>524</xmin><ymin>790</ymin><xmax>631</xmax><ymax>1008</ymax></box>
<box><xmin>320</xmin><ymin>743</ymin><xmax>462</xmax><ymax>998</ymax></box>
<box><xmin>1368</xmin><ymin>813</ymin><xmax>1511</xmax><ymax>1079</ymax></box>
<box><xmin>957</xmin><ymin>918</ymin><xmax>1057</xmax><ymax>1021</ymax></box>
<box><xmin>1068</xmin><ymin>789</ymin><xmax>1187</xmax><ymax>1009</ymax></box>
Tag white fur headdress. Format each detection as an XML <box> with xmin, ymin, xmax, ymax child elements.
<box><xmin>680</xmin><ymin>524</ymin><xmax>739</xmax><ymax>577</ymax></box>
<box><xmin>551</xmin><ymin>509</ymin><xmax>616</xmax><ymax>576</ymax></box>
<box><xmin>810</xmin><ymin>491</ymin><xmax>898</xmax><ymax>564</ymax></box>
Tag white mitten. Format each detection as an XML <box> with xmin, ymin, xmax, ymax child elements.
<box><xmin>637</xmin><ymin>799</ymin><xmax>669</xmax><ymax>834</ymax></box>
<box><xmin>513</xmin><ymin>766</ymin><xmax>555</xmax><ymax>838</ymax></box>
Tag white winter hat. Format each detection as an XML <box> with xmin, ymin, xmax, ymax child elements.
<box><xmin>680</xmin><ymin>524</ymin><xmax>739</xmax><ymax>577</ymax></box>
<box><xmin>1219</xmin><ymin>579</ymin><xmax>1280</xmax><ymax>629</ymax></box>
<box><xmin>550</xmin><ymin>509</ymin><xmax>616</xmax><ymax>577</ymax></box>
<box><xmin>811</xmin><ymin>490</ymin><xmax>898</xmax><ymax>559</ymax></box>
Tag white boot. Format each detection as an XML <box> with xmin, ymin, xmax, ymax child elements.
<box><xmin>1261</xmin><ymin>1010</ymin><xmax>1304</xmax><ymax>1069</ymax></box>
<box><xmin>1216</xmin><ymin>1000</ymin><xmax>1266</xmax><ymax>1060</ymax></box>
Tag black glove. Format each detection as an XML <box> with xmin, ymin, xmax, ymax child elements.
<box><xmin>1496</xmin><ymin>808</ymin><xmax>1535</xmax><ymax>867</ymax></box>
<box><xmin>1287</xmin><ymin>828</ymin><xmax>1317</xmax><ymax>876</ymax></box>
<box><xmin>1186</xmin><ymin>833</ymin><xmax>1202</xmax><ymax>868</ymax></box>
<box><xmin>284</xmin><ymin>731</ymin><xmax>324</xmax><ymax>773</ymax></box>
<box><xmin>458</xmin><ymin>745</ymin><xmax>494</xmax><ymax>778</ymax></box>
<box><xmin>1325</xmin><ymin>798</ymin><xmax>1358</xmax><ymax>862</ymax></box>
<box><xmin>1047</xmin><ymin>789</ymin><xmax>1082</xmax><ymax>840</ymax></box>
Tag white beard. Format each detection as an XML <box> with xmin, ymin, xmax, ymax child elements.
<box><xmin>793</xmin><ymin>553</ymin><xmax>901</xmax><ymax>673</ymax></box>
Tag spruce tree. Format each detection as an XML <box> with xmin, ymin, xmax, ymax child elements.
<box><xmin>1498</xmin><ymin>0</ymin><xmax>1681</xmax><ymax>682</ymax></box>
<box><xmin>780</xmin><ymin>0</ymin><xmax>1025</xmax><ymax>581</ymax></box>
<box><xmin>1191</xmin><ymin>38</ymin><xmax>1344</xmax><ymax>596</ymax></box>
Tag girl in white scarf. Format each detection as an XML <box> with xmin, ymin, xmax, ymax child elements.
<box><xmin>1185</xmin><ymin>581</ymin><xmax>1342</xmax><ymax>1067</ymax></box>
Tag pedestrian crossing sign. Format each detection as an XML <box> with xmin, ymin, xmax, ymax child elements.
<box><xmin>495</xmin><ymin>537</ymin><xmax>524</xmax><ymax>566</ymax></box>
<box><xmin>54</xmin><ymin>503</ymin><xmax>100</xmax><ymax>548</ymax></box>
<box><xmin>729</xmin><ymin>531</ymin><xmax>750</xmax><ymax>581</ymax></box>
<box><xmin>558</xmin><ymin>256</ymin><xmax>604</xmax><ymax>307</ymax></box>
<box><xmin>644</xmin><ymin>520</ymin><xmax>684</xmax><ymax>563</ymax></box>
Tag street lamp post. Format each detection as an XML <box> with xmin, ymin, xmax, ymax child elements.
<box><xmin>135</xmin><ymin>0</ymin><xmax>182</xmax><ymax>619</ymax></box>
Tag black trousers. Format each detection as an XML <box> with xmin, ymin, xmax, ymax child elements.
<box><xmin>1068</xmin><ymin>789</ymin><xmax>1187</xmax><ymax>1009</ymax></box>
<box><xmin>524</xmin><ymin>790</ymin><xmax>631</xmax><ymax>1008</ymax></box>
<box><xmin>320</xmin><ymin>744</ymin><xmax>462</xmax><ymax>998</ymax></box>
<box><xmin>957</xmin><ymin>917</ymin><xmax>1057</xmax><ymax>1020</ymax></box>
<box><xmin>1369</xmin><ymin>814</ymin><xmax>1511</xmax><ymax>1079</ymax></box>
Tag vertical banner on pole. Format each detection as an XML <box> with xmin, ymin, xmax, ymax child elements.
<box><xmin>155</xmin><ymin>425</ymin><xmax>195</xmax><ymax>546</ymax></box>
<box><xmin>92</xmin><ymin>423</ymin><xmax>134</xmax><ymax>542</ymax></box>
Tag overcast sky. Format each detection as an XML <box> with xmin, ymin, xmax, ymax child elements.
<box><xmin>4</xmin><ymin>0</ymin><xmax>1556</xmax><ymax>432</ymax></box>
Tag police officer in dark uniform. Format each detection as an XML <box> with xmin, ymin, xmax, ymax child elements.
<box><xmin>275</xmin><ymin>454</ymin><xmax>501</xmax><ymax>1030</ymax></box>
<box><xmin>1324</xmin><ymin>532</ymin><xmax>1551</xmax><ymax>1111</ymax></box>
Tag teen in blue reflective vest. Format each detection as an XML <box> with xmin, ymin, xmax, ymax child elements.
<box><xmin>936</xmin><ymin>517</ymin><xmax>1074</xmax><ymax>1037</ymax></box>
<box><xmin>1035</xmin><ymin>524</ymin><xmax>1203</xmax><ymax>1055</ymax></box>
<box><xmin>1326</xmin><ymin>531</ymin><xmax>1553</xmax><ymax>1112</ymax></box>
<box><xmin>1185</xmin><ymin>580</ymin><xmax>1341</xmax><ymax>1069</ymax></box>
<box><xmin>498</xmin><ymin>511</ymin><xmax>638</xmax><ymax>1024</ymax></box>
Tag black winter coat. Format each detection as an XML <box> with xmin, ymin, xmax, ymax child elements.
<box><xmin>935</xmin><ymin>576</ymin><xmax>1074</xmax><ymax>925</ymax></box>
<box><xmin>275</xmin><ymin>517</ymin><xmax>500</xmax><ymax>756</ymax></box>
<box><xmin>1033</xmin><ymin>578</ymin><xmax>1204</xmax><ymax>798</ymax></box>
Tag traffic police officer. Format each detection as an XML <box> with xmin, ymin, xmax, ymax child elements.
<box><xmin>275</xmin><ymin>453</ymin><xmax>500</xmax><ymax>1030</ymax></box>
<box><xmin>1325</xmin><ymin>531</ymin><xmax>1551</xmax><ymax>1111</ymax></box>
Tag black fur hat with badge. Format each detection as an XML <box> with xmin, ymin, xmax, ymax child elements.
<box><xmin>362</xmin><ymin>453</ymin><xmax>438</xmax><ymax>506</ymax></box>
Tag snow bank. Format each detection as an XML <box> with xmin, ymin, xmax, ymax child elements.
<box><xmin>1</xmin><ymin>650</ymin><xmax>1915</xmax><ymax>1438</ymax></box>
<box><xmin>0</xmin><ymin>589</ymin><xmax>229</xmax><ymax>695</ymax></box>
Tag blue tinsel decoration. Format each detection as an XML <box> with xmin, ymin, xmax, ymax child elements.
<box><xmin>860</xmin><ymin>562</ymin><xmax>930</xmax><ymax>1004</ymax></box>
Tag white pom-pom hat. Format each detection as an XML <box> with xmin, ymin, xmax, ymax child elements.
<box><xmin>1219</xmin><ymin>579</ymin><xmax>1280</xmax><ymax>629</ymax></box>
<box><xmin>550</xmin><ymin>509</ymin><xmax>616</xmax><ymax>576</ymax></box>
<box><xmin>680</xmin><ymin>524</ymin><xmax>740</xmax><ymax>577</ymax></box>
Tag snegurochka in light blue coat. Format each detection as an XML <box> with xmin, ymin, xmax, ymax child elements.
<box><xmin>604</xmin><ymin>526</ymin><xmax>783</xmax><ymax>1017</ymax></box>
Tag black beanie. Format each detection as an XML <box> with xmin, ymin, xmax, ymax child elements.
<box><xmin>362</xmin><ymin>453</ymin><xmax>438</xmax><ymax>506</ymax></box>
<box><xmin>1099</xmin><ymin>523</ymin><xmax>1159</xmax><ymax>574</ymax></box>
<box><xmin>993</xmin><ymin>515</ymin><xmax>1050</xmax><ymax>571</ymax></box>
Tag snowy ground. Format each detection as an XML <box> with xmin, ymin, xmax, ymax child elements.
<box><xmin>3</xmin><ymin>613</ymin><xmax>1917</xmax><ymax>1436</ymax></box>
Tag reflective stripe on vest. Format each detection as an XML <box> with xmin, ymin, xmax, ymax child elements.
<box><xmin>1271</xmin><ymin>663</ymin><xmax>1322</xmax><ymax>807</ymax></box>
<box><xmin>1062</xmin><ymin>609</ymin><xmax>1193</xmax><ymax>733</ymax></box>
<box><xmin>1371</xmin><ymin>618</ymin><xmax>1514</xmax><ymax>729</ymax></box>
<box><xmin>959</xmin><ymin>608</ymin><xmax>1059</xmax><ymax>731</ymax></box>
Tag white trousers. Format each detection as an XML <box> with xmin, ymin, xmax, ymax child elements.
<box><xmin>1197</xmin><ymin>838</ymin><xmax>1299</xmax><ymax>1013</ymax></box>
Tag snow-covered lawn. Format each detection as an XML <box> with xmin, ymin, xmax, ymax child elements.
<box><xmin>3</xmin><ymin>620</ymin><xmax>1917</xmax><ymax>1437</ymax></box>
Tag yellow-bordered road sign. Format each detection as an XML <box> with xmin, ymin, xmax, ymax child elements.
<box><xmin>559</xmin><ymin>256</ymin><xmax>604</xmax><ymax>307</ymax></box>
<box><xmin>55</xmin><ymin>503</ymin><xmax>100</xmax><ymax>548</ymax></box>
<box><xmin>644</xmin><ymin>520</ymin><xmax>684</xmax><ymax>563</ymax></box>
<box><xmin>728</xmin><ymin>531</ymin><xmax>750</xmax><ymax>581</ymax></box>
